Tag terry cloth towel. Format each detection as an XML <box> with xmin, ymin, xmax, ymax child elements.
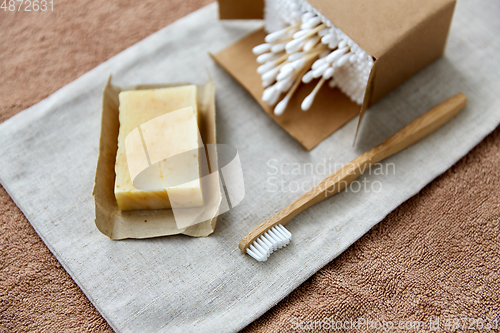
<box><xmin>0</xmin><ymin>2</ymin><xmax>499</xmax><ymax>332</ymax></box>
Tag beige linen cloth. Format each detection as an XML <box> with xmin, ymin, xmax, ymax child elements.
<box><xmin>1</xmin><ymin>1</ymin><xmax>499</xmax><ymax>332</ymax></box>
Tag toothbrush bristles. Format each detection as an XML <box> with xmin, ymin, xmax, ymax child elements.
<box><xmin>246</xmin><ymin>224</ymin><xmax>292</xmax><ymax>262</ymax></box>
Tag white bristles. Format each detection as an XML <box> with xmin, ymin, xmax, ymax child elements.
<box><xmin>245</xmin><ymin>224</ymin><xmax>292</xmax><ymax>262</ymax></box>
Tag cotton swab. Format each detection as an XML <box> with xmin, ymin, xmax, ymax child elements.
<box><xmin>336</xmin><ymin>52</ymin><xmax>352</xmax><ymax>67</ymax></box>
<box><xmin>312</xmin><ymin>63</ymin><xmax>330</xmax><ymax>78</ymax></box>
<box><xmin>301</xmin><ymin>16</ymin><xmax>321</xmax><ymax>29</ymax></box>
<box><xmin>277</xmin><ymin>66</ymin><xmax>294</xmax><ymax>81</ymax></box>
<box><xmin>325</xmin><ymin>47</ymin><xmax>349</xmax><ymax>64</ymax></box>
<box><xmin>256</xmin><ymin>1</ymin><xmax>375</xmax><ymax>109</ymax></box>
<box><xmin>312</xmin><ymin>58</ymin><xmax>326</xmax><ymax>70</ymax></box>
<box><xmin>276</xmin><ymin>75</ymin><xmax>296</xmax><ymax>92</ymax></box>
<box><xmin>257</xmin><ymin>52</ymin><xmax>283</xmax><ymax>64</ymax></box>
<box><xmin>271</xmin><ymin>42</ymin><xmax>287</xmax><ymax>53</ymax></box>
<box><xmin>304</xmin><ymin>35</ymin><xmax>321</xmax><ymax>52</ymax></box>
<box><xmin>291</xmin><ymin>23</ymin><xmax>326</xmax><ymax>44</ymax></box>
<box><xmin>274</xmin><ymin>62</ymin><xmax>312</xmax><ymax>115</ymax></box>
<box><xmin>301</xmin><ymin>77</ymin><xmax>326</xmax><ymax>111</ymax></box>
<box><xmin>265</xmin><ymin>22</ymin><xmax>301</xmax><ymax>42</ymax></box>
<box><xmin>262</xmin><ymin>77</ymin><xmax>275</xmax><ymax>88</ymax></box>
<box><xmin>257</xmin><ymin>53</ymin><xmax>288</xmax><ymax>74</ymax></box>
<box><xmin>285</xmin><ymin>38</ymin><xmax>307</xmax><ymax>54</ymax></box>
<box><xmin>252</xmin><ymin>43</ymin><xmax>272</xmax><ymax>55</ymax></box>
<box><xmin>301</xmin><ymin>11</ymin><xmax>315</xmax><ymax>22</ymax></box>
<box><xmin>338</xmin><ymin>39</ymin><xmax>348</xmax><ymax>49</ymax></box>
<box><xmin>267</xmin><ymin>87</ymin><xmax>282</xmax><ymax>105</ymax></box>
<box><xmin>261</xmin><ymin>66</ymin><xmax>282</xmax><ymax>82</ymax></box>
<box><xmin>322</xmin><ymin>66</ymin><xmax>335</xmax><ymax>79</ymax></box>
<box><xmin>293</xmin><ymin>29</ymin><xmax>312</xmax><ymax>39</ymax></box>
<box><xmin>302</xmin><ymin>70</ymin><xmax>314</xmax><ymax>84</ymax></box>
<box><xmin>319</xmin><ymin>49</ymin><xmax>331</xmax><ymax>58</ymax></box>
<box><xmin>262</xmin><ymin>85</ymin><xmax>277</xmax><ymax>103</ymax></box>
<box><xmin>288</xmin><ymin>52</ymin><xmax>305</xmax><ymax>62</ymax></box>
<box><xmin>290</xmin><ymin>59</ymin><xmax>306</xmax><ymax>69</ymax></box>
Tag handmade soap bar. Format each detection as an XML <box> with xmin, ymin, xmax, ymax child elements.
<box><xmin>114</xmin><ymin>85</ymin><xmax>204</xmax><ymax>211</ymax></box>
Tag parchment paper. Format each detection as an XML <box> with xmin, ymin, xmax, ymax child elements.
<box><xmin>0</xmin><ymin>2</ymin><xmax>499</xmax><ymax>332</ymax></box>
<box><xmin>94</xmin><ymin>78</ymin><xmax>221</xmax><ymax>239</ymax></box>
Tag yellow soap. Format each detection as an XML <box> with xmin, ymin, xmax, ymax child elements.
<box><xmin>114</xmin><ymin>85</ymin><xmax>204</xmax><ymax>211</ymax></box>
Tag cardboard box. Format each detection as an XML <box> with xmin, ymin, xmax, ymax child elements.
<box><xmin>213</xmin><ymin>0</ymin><xmax>456</xmax><ymax>150</ymax></box>
<box><xmin>218</xmin><ymin>0</ymin><xmax>264</xmax><ymax>19</ymax></box>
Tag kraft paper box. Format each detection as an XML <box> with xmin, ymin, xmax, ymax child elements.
<box><xmin>213</xmin><ymin>0</ymin><xmax>456</xmax><ymax>150</ymax></box>
<box><xmin>93</xmin><ymin>77</ymin><xmax>222</xmax><ymax>240</ymax></box>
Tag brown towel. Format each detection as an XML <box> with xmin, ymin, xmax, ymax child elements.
<box><xmin>1</xmin><ymin>1</ymin><xmax>498</xmax><ymax>332</ymax></box>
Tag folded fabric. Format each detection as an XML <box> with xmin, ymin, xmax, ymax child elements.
<box><xmin>0</xmin><ymin>2</ymin><xmax>499</xmax><ymax>332</ymax></box>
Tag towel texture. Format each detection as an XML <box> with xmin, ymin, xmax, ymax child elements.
<box><xmin>1</xmin><ymin>1</ymin><xmax>498</xmax><ymax>332</ymax></box>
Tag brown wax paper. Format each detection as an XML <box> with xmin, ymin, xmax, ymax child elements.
<box><xmin>93</xmin><ymin>77</ymin><xmax>221</xmax><ymax>240</ymax></box>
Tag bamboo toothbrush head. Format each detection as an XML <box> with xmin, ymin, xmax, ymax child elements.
<box><xmin>245</xmin><ymin>224</ymin><xmax>292</xmax><ymax>262</ymax></box>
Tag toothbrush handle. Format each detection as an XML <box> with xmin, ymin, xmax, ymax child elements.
<box><xmin>239</xmin><ymin>93</ymin><xmax>467</xmax><ymax>253</ymax></box>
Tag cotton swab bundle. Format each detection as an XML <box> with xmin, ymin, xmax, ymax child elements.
<box><xmin>256</xmin><ymin>0</ymin><xmax>374</xmax><ymax>115</ymax></box>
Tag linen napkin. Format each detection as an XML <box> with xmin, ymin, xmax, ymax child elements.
<box><xmin>0</xmin><ymin>2</ymin><xmax>499</xmax><ymax>332</ymax></box>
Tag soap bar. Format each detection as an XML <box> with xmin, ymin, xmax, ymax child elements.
<box><xmin>114</xmin><ymin>85</ymin><xmax>204</xmax><ymax>211</ymax></box>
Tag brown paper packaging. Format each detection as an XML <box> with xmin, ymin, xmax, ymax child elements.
<box><xmin>93</xmin><ymin>77</ymin><xmax>222</xmax><ymax>240</ymax></box>
<box><xmin>213</xmin><ymin>0</ymin><xmax>456</xmax><ymax>150</ymax></box>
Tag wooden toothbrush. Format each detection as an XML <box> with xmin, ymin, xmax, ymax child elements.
<box><xmin>239</xmin><ymin>92</ymin><xmax>468</xmax><ymax>261</ymax></box>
